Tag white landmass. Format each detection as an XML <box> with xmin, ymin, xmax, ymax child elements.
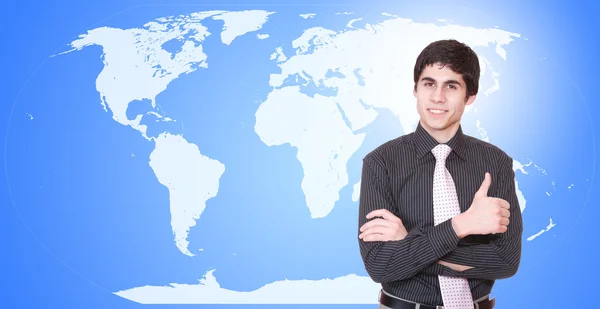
<box><xmin>255</xmin><ymin>86</ymin><xmax>365</xmax><ymax>218</ymax></box>
<box><xmin>481</xmin><ymin>57</ymin><xmax>501</xmax><ymax>96</ymax></box>
<box><xmin>257</xmin><ymin>33</ymin><xmax>270</xmax><ymax>39</ymax></box>
<box><xmin>58</xmin><ymin>11</ymin><xmax>224</xmax><ymax>137</ymax></box>
<box><xmin>513</xmin><ymin>160</ymin><xmax>529</xmax><ymax>175</ymax></box>
<box><xmin>476</xmin><ymin>120</ymin><xmax>490</xmax><ymax>142</ymax></box>
<box><xmin>514</xmin><ymin>159</ymin><xmax>551</xmax><ymax>213</ymax></box>
<box><xmin>527</xmin><ymin>218</ymin><xmax>556</xmax><ymax>241</ymax></box>
<box><xmin>149</xmin><ymin>133</ymin><xmax>225</xmax><ymax>256</ymax></box>
<box><xmin>347</xmin><ymin>18</ymin><xmax>363</xmax><ymax>28</ymax></box>
<box><xmin>116</xmin><ymin>270</ymin><xmax>380</xmax><ymax>304</ymax></box>
<box><xmin>300</xmin><ymin>13</ymin><xmax>316</xmax><ymax>19</ymax></box>
<box><xmin>352</xmin><ymin>181</ymin><xmax>361</xmax><ymax>202</ymax></box>
<box><xmin>290</xmin><ymin>27</ymin><xmax>338</xmax><ymax>55</ymax></box>
<box><xmin>534</xmin><ymin>163</ymin><xmax>547</xmax><ymax>175</ymax></box>
<box><xmin>213</xmin><ymin>10</ymin><xmax>274</xmax><ymax>45</ymax></box>
<box><xmin>513</xmin><ymin>160</ymin><xmax>527</xmax><ymax>213</ymax></box>
<box><xmin>269</xmin><ymin>47</ymin><xmax>287</xmax><ymax>62</ymax></box>
<box><xmin>267</xmin><ymin>15</ymin><xmax>519</xmax><ymax>135</ymax></box>
<box><xmin>60</xmin><ymin>10</ymin><xmax>273</xmax><ymax>256</ymax></box>
<box><xmin>256</xmin><ymin>15</ymin><xmax>520</xmax><ymax>219</ymax></box>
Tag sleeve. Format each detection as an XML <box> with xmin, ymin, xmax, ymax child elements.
<box><xmin>419</xmin><ymin>263</ymin><xmax>449</xmax><ymax>276</ymax></box>
<box><xmin>439</xmin><ymin>155</ymin><xmax>523</xmax><ymax>280</ymax></box>
<box><xmin>358</xmin><ymin>153</ymin><xmax>461</xmax><ymax>283</ymax></box>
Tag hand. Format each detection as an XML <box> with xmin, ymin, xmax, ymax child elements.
<box><xmin>359</xmin><ymin>209</ymin><xmax>408</xmax><ymax>242</ymax></box>
<box><xmin>457</xmin><ymin>173</ymin><xmax>510</xmax><ymax>236</ymax></box>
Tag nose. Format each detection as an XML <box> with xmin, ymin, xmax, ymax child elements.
<box><xmin>430</xmin><ymin>86</ymin><xmax>445</xmax><ymax>103</ymax></box>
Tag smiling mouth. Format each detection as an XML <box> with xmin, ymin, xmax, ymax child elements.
<box><xmin>428</xmin><ymin>109</ymin><xmax>447</xmax><ymax>115</ymax></box>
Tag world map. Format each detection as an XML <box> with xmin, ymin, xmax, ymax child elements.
<box><xmin>52</xmin><ymin>9</ymin><xmax>561</xmax><ymax>304</ymax></box>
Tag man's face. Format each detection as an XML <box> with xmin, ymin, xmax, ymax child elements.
<box><xmin>413</xmin><ymin>63</ymin><xmax>476</xmax><ymax>139</ymax></box>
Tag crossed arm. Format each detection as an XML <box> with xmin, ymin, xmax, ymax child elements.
<box><xmin>357</xmin><ymin>154</ymin><xmax>523</xmax><ymax>282</ymax></box>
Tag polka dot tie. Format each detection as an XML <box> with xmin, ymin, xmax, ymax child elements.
<box><xmin>432</xmin><ymin>144</ymin><xmax>474</xmax><ymax>309</ymax></box>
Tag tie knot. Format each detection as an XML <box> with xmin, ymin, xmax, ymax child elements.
<box><xmin>432</xmin><ymin>144</ymin><xmax>452</xmax><ymax>162</ymax></box>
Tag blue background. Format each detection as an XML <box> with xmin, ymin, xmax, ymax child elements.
<box><xmin>2</xmin><ymin>0</ymin><xmax>599</xmax><ymax>308</ymax></box>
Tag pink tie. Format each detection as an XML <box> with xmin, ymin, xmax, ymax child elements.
<box><xmin>432</xmin><ymin>144</ymin><xmax>474</xmax><ymax>309</ymax></box>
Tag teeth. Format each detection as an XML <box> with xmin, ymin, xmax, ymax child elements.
<box><xmin>429</xmin><ymin>109</ymin><xmax>446</xmax><ymax>114</ymax></box>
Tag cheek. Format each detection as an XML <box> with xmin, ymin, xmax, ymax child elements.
<box><xmin>416</xmin><ymin>93</ymin><xmax>429</xmax><ymax>105</ymax></box>
<box><xmin>451</xmin><ymin>103</ymin><xmax>465</xmax><ymax>115</ymax></box>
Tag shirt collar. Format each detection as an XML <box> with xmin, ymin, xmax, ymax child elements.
<box><xmin>413</xmin><ymin>122</ymin><xmax>467</xmax><ymax>161</ymax></box>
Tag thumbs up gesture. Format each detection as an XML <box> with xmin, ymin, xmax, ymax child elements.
<box><xmin>460</xmin><ymin>173</ymin><xmax>511</xmax><ymax>235</ymax></box>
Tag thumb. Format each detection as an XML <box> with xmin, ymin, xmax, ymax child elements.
<box><xmin>475</xmin><ymin>172</ymin><xmax>491</xmax><ymax>197</ymax></box>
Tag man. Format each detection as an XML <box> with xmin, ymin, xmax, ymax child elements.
<box><xmin>357</xmin><ymin>39</ymin><xmax>523</xmax><ymax>309</ymax></box>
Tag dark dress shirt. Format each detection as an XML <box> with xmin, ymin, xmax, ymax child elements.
<box><xmin>358</xmin><ymin>122</ymin><xmax>523</xmax><ymax>306</ymax></box>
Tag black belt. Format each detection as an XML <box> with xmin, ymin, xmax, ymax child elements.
<box><xmin>379</xmin><ymin>290</ymin><xmax>495</xmax><ymax>309</ymax></box>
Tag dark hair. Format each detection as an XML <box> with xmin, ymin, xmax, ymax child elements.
<box><xmin>413</xmin><ymin>39</ymin><xmax>480</xmax><ymax>97</ymax></box>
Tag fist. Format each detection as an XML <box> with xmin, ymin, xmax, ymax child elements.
<box><xmin>462</xmin><ymin>173</ymin><xmax>511</xmax><ymax>235</ymax></box>
<box><xmin>359</xmin><ymin>209</ymin><xmax>408</xmax><ymax>242</ymax></box>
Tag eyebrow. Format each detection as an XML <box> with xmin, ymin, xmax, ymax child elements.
<box><xmin>420</xmin><ymin>77</ymin><xmax>462</xmax><ymax>86</ymax></box>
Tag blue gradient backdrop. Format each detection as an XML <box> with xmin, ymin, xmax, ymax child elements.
<box><xmin>2</xmin><ymin>0</ymin><xmax>599</xmax><ymax>308</ymax></box>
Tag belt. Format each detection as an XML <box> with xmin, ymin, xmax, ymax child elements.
<box><xmin>379</xmin><ymin>290</ymin><xmax>495</xmax><ymax>309</ymax></box>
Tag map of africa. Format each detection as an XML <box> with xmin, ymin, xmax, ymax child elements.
<box><xmin>53</xmin><ymin>9</ymin><xmax>557</xmax><ymax>304</ymax></box>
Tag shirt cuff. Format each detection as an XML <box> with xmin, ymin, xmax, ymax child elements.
<box><xmin>427</xmin><ymin>219</ymin><xmax>460</xmax><ymax>258</ymax></box>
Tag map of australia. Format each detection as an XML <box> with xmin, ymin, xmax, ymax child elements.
<box><xmin>58</xmin><ymin>9</ymin><xmax>535</xmax><ymax>304</ymax></box>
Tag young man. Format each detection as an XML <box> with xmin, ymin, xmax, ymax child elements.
<box><xmin>357</xmin><ymin>39</ymin><xmax>523</xmax><ymax>309</ymax></box>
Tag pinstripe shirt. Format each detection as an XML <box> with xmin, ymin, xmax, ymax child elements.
<box><xmin>358</xmin><ymin>122</ymin><xmax>523</xmax><ymax>306</ymax></box>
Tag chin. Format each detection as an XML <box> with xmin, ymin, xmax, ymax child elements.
<box><xmin>422</xmin><ymin>119</ymin><xmax>447</xmax><ymax>129</ymax></box>
<box><xmin>426</xmin><ymin>123</ymin><xmax>448</xmax><ymax>131</ymax></box>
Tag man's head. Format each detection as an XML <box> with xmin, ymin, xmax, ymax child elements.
<box><xmin>412</xmin><ymin>39</ymin><xmax>480</xmax><ymax>142</ymax></box>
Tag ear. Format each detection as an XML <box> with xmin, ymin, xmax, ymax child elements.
<box><xmin>413</xmin><ymin>87</ymin><xmax>417</xmax><ymax>98</ymax></box>
<box><xmin>465</xmin><ymin>94</ymin><xmax>477</xmax><ymax>105</ymax></box>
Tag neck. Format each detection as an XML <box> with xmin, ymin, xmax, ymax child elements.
<box><xmin>420</xmin><ymin>120</ymin><xmax>460</xmax><ymax>143</ymax></box>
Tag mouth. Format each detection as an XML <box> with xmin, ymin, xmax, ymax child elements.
<box><xmin>427</xmin><ymin>108</ymin><xmax>448</xmax><ymax>115</ymax></box>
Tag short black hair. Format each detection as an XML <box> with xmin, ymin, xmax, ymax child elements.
<box><xmin>413</xmin><ymin>39</ymin><xmax>480</xmax><ymax>97</ymax></box>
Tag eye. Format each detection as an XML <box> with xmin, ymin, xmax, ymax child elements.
<box><xmin>446</xmin><ymin>84</ymin><xmax>457</xmax><ymax>90</ymax></box>
<box><xmin>424</xmin><ymin>82</ymin><xmax>434</xmax><ymax>87</ymax></box>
